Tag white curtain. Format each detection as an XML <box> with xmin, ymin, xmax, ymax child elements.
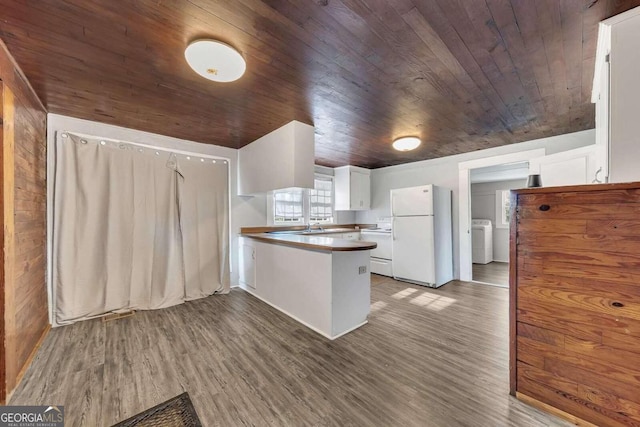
<box><xmin>178</xmin><ymin>158</ymin><xmax>230</xmax><ymax>299</ymax></box>
<box><xmin>53</xmin><ymin>133</ymin><xmax>229</xmax><ymax>325</ymax></box>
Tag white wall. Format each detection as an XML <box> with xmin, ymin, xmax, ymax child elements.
<box><xmin>609</xmin><ymin>10</ymin><xmax>640</xmax><ymax>183</ymax></box>
<box><xmin>356</xmin><ymin>129</ymin><xmax>596</xmax><ymax>279</ymax></box>
<box><xmin>471</xmin><ymin>179</ymin><xmax>527</xmax><ymax>262</ymax></box>
<box><xmin>46</xmin><ymin>114</ymin><xmax>267</xmax><ymax>296</ymax></box>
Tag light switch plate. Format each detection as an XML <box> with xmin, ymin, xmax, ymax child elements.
<box><xmin>358</xmin><ymin>266</ymin><xmax>367</xmax><ymax>274</ymax></box>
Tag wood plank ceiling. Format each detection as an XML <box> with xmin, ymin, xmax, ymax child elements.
<box><xmin>1</xmin><ymin>0</ymin><xmax>639</xmax><ymax>168</ymax></box>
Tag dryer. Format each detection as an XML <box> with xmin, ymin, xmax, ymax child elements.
<box><xmin>472</xmin><ymin>219</ymin><xmax>493</xmax><ymax>264</ymax></box>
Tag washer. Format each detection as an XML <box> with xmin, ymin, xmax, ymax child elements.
<box><xmin>472</xmin><ymin>219</ymin><xmax>493</xmax><ymax>264</ymax></box>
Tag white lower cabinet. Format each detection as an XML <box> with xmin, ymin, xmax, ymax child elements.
<box><xmin>240</xmin><ymin>240</ymin><xmax>256</xmax><ymax>289</ymax></box>
<box><xmin>370</xmin><ymin>259</ymin><xmax>393</xmax><ymax>277</ymax></box>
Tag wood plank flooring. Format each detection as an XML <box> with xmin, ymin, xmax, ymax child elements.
<box><xmin>473</xmin><ymin>261</ymin><xmax>510</xmax><ymax>287</ymax></box>
<box><xmin>10</xmin><ymin>276</ymin><xmax>569</xmax><ymax>426</ymax></box>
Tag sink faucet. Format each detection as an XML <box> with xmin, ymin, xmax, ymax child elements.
<box><xmin>306</xmin><ymin>222</ymin><xmax>321</xmax><ymax>231</ymax></box>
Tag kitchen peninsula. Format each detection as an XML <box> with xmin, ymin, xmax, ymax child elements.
<box><xmin>239</xmin><ymin>227</ymin><xmax>376</xmax><ymax>339</ymax></box>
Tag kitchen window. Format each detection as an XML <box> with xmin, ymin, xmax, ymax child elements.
<box><xmin>273</xmin><ymin>189</ymin><xmax>304</xmax><ymax>223</ymax></box>
<box><xmin>270</xmin><ymin>175</ymin><xmax>335</xmax><ymax>225</ymax></box>
<box><xmin>309</xmin><ymin>175</ymin><xmax>333</xmax><ymax>223</ymax></box>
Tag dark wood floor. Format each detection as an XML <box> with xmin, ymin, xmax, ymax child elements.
<box><xmin>10</xmin><ymin>276</ymin><xmax>569</xmax><ymax>426</ymax></box>
<box><xmin>473</xmin><ymin>261</ymin><xmax>509</xmax><ymax>287</ymax></box>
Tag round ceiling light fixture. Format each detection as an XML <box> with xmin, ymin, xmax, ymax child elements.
<box><xmin>392</xmin><ymin>136</ymin><xmax>421</xmax><ymax>151</ymax></box>
<box><xmin>184</xmin><ymin>39</ymin><xmax>246</xmax><ymax>83</ymax></box>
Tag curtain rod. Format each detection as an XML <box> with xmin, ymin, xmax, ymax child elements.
<box><xmin>62</xmin><ymin>130</ymin><xmax>232</xmax><ymax>162</ymax></box>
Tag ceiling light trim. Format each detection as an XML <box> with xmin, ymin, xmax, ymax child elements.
<box><xmin>184</xmin><ymin>39</ymin><xmax>246</xmax><ymax>83</ymax></box>
<box><xmin>392</xmin><ymin>136</ymin><xmax>421</xmax><ymax>151</ymax></box>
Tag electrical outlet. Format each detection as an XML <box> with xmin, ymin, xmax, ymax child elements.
<box><xmin>358</xmin><ymin>266</ymin><xmax>367</xmax><ymax>274</ymax></box>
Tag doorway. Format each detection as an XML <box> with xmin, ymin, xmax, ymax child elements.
<box><xmin>457</xmin><ymin>148</ymin><xmax>546</xmax><ymax>283</ymax></box>
<box><xmin>468</xmin><ymin>163</ymin><xmax>528</xmax><ymax>287</ymax></box>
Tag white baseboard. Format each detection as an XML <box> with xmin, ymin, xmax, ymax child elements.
<box><xmin>240</xmin><ymin>287</ymin><xmax>367</xmax><ymax>340</ymax></box>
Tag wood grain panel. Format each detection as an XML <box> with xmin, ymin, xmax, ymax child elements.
<box><xmin>602</xmin><ymin>330</ymin><xmax>640</xmax><ymax>353</ymax></box>
<box><xmin>2</xmin><ymin>86</ymin><xmax>17</xmax><ymax>401</ymax></box>
<box><xmin>0</xmin><ymin>1</ymin><xmax>639</xmax><ymax>167</ymax></box>
<box><xmin>516</xmin><ymin>218</ymin><xmax>587</xmax><ymax>234</ymax></box>
<box><xmin>519</xmin><ymin>336</ymin><xmax>640</xmax><ymax>406</ymax></box>
<box><xmin>517</xmin><ymin>392</ymin><xmax>599</xmax><ymax>427</ymax></box>
<box><xmin>509</xmin><ymin>189</ymin><xmax>518</xmax><ymax>395</ymax></box>
<box><xmin>518</xmin><ymin>298</ymin><xmax>640</xmax><ymax>340</ymax></box>
<box><xmin>512</xmin><ymin>183</ymin><xmax>640</xmax><ymax>426</ymax></box>
<box><xmin>577</xmin><ymin>384</ymin><xmax>640</xmax><ymax>421</ymax></box>
<box><xmin>518</xmin><ymin>188</ymin><xmax>640</xmax><ymax>206</ymax></box>
<box><xmin>517</xmin><ymin>203</ymin><xmax>640</xmax><ymax>220</ymax></box>
<box><xmin>564</xmin><ymin>335</ymin><xmax>640</xmax><ymax>370</ymax></box>
<box><xmin>517</xmin><ymin>362</ymin><xmax>578</xmax><ymax>401</ymax></box>
<box><xmin>518</xmin><ymin>247</ymin><xmax>640</xmax><ymax>270</ymax></box>
<box><xmin>517</xmin><ymin>322</ymin><xmax>565</xmax><ymax>347</ymax></box>
<box><xmin>518</xmin><ymin>232</ymin><xmax>640</xmax><ymax>253</ymax></box>
<box><xmin>518</xmin><ymin>375</ymin><xmax>632</xmax><ymax>427</ymax></box>
<box><xmin>0</xmin><ymin>82</ymin><xmax>5</xmax><ymax>404</ymax></box>
<box><xmin>0</xmin><ymin>40</ymin><xmax>48</xmax><ymax>403</ymax></box>
<box><xmin>586</xmin><ymin>219</ymin><xmax>640</xmax><ymax>236</ymax></box>
<box><xmin>517</xmin><ymin>276</ymin><xmax>640</xmax><ymax>320</ymax></box>
<box><xmin>519</xmin><ymin>259</ymin><xmax>640</xmax><ymax>286</ymax></box>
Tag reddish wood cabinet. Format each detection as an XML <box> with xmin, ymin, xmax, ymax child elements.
<box><xmin>510</xmin><ymin>183</ymin><xmax>640</xmax><ymax>427</ymax></box>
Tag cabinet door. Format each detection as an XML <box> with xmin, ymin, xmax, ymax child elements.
<box><xmin>359</xmin><ymin>172</ymin><xmax>370</xmax><ymax>210</ymax></box>
<box><xmin>529</xmin><ymin>145</ymin><xmax>598</xmax><ymax>187</ymax></box>
<box><xmin>350</xmin><ymin>171</ymin><xmax>370</xmax><ymax>210</ymax></box>
<box><xmin>240</xmin><ymin>243</ymin><xmax>256</xmax><ymax>289</ymax></box>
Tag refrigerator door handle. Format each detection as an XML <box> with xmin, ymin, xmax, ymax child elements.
<box><xmin>392</xmin><ymin>218</ymin><xmax>396</xmax><ymax>240</ymax></box>
<box><xmin>391</xmin><ymin>193</ymin><xmax>395</xmax><ymax>217</ymax></box>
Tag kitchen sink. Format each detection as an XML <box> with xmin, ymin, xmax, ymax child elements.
<box><xmin>268</xmin><ymin>229</ymin><xmax>326</xmax><ymax>235</ymax></box>
<box><xmin>301</xmin><ymin>229</ymin><xmax>327</xmax><ymax>234</ymax></box>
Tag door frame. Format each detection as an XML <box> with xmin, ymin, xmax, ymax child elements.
<box><xmin>458</xmin><ymin>149</ymin><xmax>546</xmax><ymax>282</ymax></box>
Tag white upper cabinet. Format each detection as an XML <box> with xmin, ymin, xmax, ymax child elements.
<box><xmin>238</xmin><ymin>121</ymin><xmax>315</xmax><ymax>195</ymax></box>
<box><xmin>529</xmin><ymin>145</ymin><xmax>599</xmax><ymax>187</ymax></box>
<box><xmin>334</xmin><ymin>166</ymin><xmax>370</xmax><ymax>211</ymax></box>
<box><xmin>592</xmin><ymin>7</ymin><xmax>640</xmax><ymax>183</ymax></box>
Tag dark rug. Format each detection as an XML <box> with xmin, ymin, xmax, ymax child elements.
<box><xmin>112</xmin><ymin>392</ymin><xmax>202</xmax><ymax>427</ymax></box>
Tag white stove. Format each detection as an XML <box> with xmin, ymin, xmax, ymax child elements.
<box><xmin>360</xmin><ymin>220</ymin><xmax>393</xmax><ymax>276</ymax></box>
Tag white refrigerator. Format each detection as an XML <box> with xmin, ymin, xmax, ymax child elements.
<box><xmin>391</xmin><ymin>185</ymin><xmax>453</xmax><ymax>288</ymax></box>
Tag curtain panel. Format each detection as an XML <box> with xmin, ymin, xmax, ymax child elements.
<box><xmin>53</xmin><ymin>133</ymin><xmax>229</xmax><ymax>324</ymax></box>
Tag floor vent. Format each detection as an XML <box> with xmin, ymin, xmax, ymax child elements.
<box><xmin>101</xmin><ymin>311</ymin><xmax>136</xmax><ymax>322</ymax></box>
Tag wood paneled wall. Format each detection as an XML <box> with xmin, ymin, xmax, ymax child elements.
<box><xmin>0</xmin><ymin>39</ymin><xmax>48</xmax><ymax>403</ymax></box>
<box><xmin>510</xmin><ymin>183</ymin><xmax>640</xmax><ymax>426</ymax></box>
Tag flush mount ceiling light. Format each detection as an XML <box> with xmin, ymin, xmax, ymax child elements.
<box><xmin>184</xmin><ymin>39</ymin><xmax>246</xmax><ymax>83</ymax></box>
<box><xmin>392</xmin><ymin>136</ymin><xmax>421</xmax><ymax>151</ymax></box>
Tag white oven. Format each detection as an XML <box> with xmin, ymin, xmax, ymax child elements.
<box><xmin>360</xmin><ymin>229</ymin><xmax>392</xmax><ymax>277</ymax></box>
